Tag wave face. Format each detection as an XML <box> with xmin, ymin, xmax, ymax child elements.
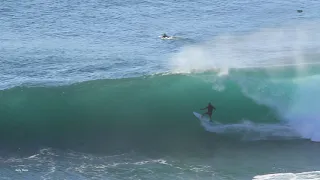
<box><xmin>1</xmin><ymin>65</ymin><xmax>320</xmax><ymax>152</ymax></box>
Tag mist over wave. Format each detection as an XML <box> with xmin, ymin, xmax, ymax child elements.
<box><xmin>169</xmin><ymin>22</ymin><xmax>320</xmax><ymax>73</ymax></box>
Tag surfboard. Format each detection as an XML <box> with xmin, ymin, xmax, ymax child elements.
<box><xmin>193</xmin><ymin>112</ymin><xmax>204</xmax><ymax>120</ymax></box>
<box><xmin>193</xmin><ymin>112</ymin><xmax>216</xmax><ymax>126</ymax></box>
<box><xmin>159</xmin><ymin>36</ymin><xmax>175</xmax><ymax>40</ymax></box>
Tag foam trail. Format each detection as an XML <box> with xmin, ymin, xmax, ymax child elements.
<box><xmin>199</xmin><ymin>120</ymin><xmax>300</xmax><ymax>141</ymax></box>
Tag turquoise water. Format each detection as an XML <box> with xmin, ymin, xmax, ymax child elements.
<box><xmin>1</xmin><ymin>0</ymin><xmax>320</xmax><ymax>179</ymax></box>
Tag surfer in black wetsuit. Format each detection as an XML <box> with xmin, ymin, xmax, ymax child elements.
<box><xmin>201</xmin><ymin>102</ymin><xmax>216</xmax><ymax>122</ymax></box>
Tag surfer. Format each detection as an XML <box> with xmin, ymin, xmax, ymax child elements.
<box><xmin>200</xmin><ymin>102</ymin><xmax>216</xmax><ymax>122</ymax></box>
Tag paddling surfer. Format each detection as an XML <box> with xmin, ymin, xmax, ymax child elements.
<box><xmin>200</xmin><ymin>102</ymin><xmax>216</xmax><ymax>122</ymax></box>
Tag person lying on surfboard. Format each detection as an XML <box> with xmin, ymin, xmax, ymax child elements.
<box><xmin>200</xmin><ymin>102</ymin><xmax>216</xmax><ymax>122</ymax></box>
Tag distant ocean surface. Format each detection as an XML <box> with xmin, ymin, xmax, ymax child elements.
<box><xmin>1</xmin><ymin>0</ymin><xmax>320</xmax><ymax>179</ymax></box>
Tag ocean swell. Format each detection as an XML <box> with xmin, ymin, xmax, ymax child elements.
<box><xmin>0</xmin><ymin>66</ymin><xmax>319</xmax><ymax>151</ymax></box>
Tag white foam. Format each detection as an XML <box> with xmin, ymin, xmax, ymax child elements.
<box><xmin>15</xmin><ymin>169</ymin><xmax>28</xmax><ymax>172</ymax></box>
<box><xmin>253</xmin><ymin>171</ymin><xmax>320</xmax><ymax>180</ymax></box>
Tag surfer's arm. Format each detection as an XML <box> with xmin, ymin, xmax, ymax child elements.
<box><xmin>200</xmin><ymin>107</ymin><xmax>208</xmax><ymax>110</ymax></box>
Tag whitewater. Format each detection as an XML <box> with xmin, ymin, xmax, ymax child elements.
<box><xmin>1</xmin><ymin>0</ymin><xmax>320</xmax><ymax>179</ymax></box>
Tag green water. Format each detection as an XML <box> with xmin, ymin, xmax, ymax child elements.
<box><xmin>1</xmin><ymin>66</ymin><xmax>308</xmax><ymax>151</ymax></box>
<box><xmin>1</xmin><ymin>66</ymin><xmax>320</xmax><ymax>179</ymax></box>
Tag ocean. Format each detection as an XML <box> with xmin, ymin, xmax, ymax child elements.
<box><xmin>1</xmin><ymin>0</ymin><xmax>320</xmax><ymax>179</ymax></box>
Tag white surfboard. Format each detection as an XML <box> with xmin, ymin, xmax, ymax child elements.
<box><xmin>159</xmin><ymin>36</ymin><xmax>175</xmax><ymax>40</ymax></box>
<box><xmin>193</xmin><ymin>112</ymin><xmax>216</xmax><ymax>126</ymax></box>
